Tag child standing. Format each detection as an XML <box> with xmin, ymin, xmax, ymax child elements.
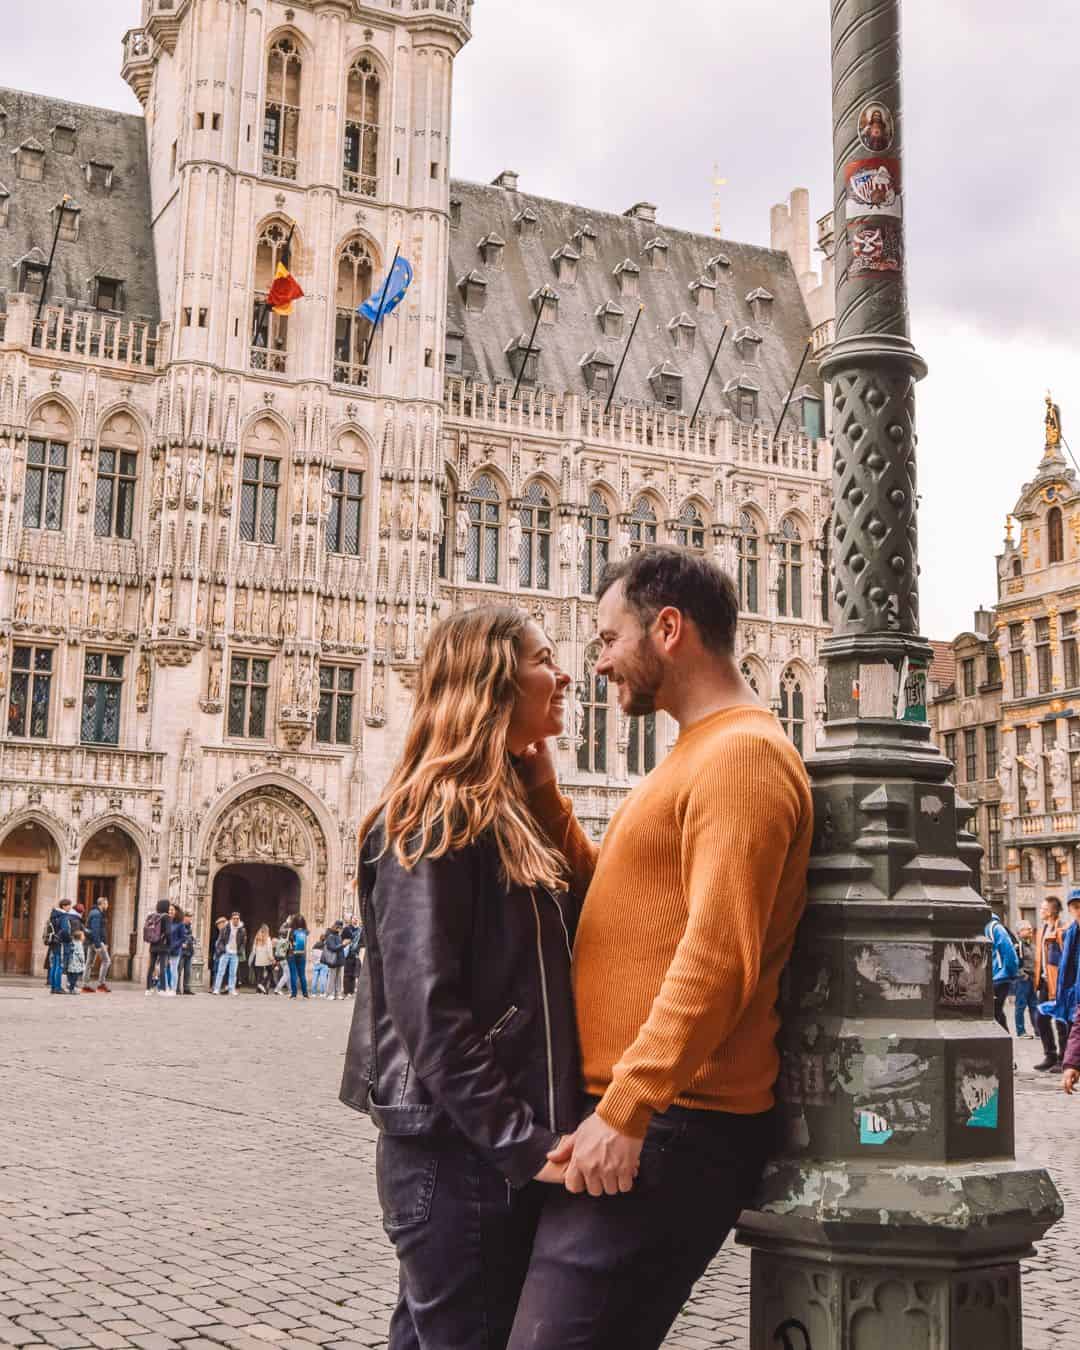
<box><xmin>66</xmin><ymin>926</ymin><xmax>87</xmax><ymax>993</ymax></box>
<box><xmin>310</xmin><ymin>931</ymin><xmax>329</xmax><ymax>996</ymax></box>
<box><xmin>250</xmin><ymin>923</ymin><xmax>275</xmax><ymax>993</ymax></box>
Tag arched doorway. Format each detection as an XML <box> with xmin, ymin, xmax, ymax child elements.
<box><xmin>78</xmin><ymin>825</ymin><xmax>141</xmax><ymax>981</ymax></box>
<box><xmin>212</xmin><ymin>863</ymin><xmax>300</xmax><ymax>983</ymax></box>
<box><xmin>0</xmin><ymin>819</ymin><xmax>61</xmax><ymax>975</ymax></box>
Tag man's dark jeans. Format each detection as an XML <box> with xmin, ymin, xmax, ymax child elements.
<box><xmin>379</xmin><ymin>1132</ymin><xmax>545</xmax><ymax>1350</ymax></box>
<box><xmin>177</xmin><ymin>953</ymin><xmax>193</xmax><ymax>993</ymax></box>
<box><xmin>506</xmin><ymin>1101</ymin><xmax>774</xmax><ymax>1350</ymax></box>
<box><xmin>1014</xmin><ymin>974</ymin><xmax>1039</xmax><ymax>1034</ymax></box>
<box><xmin>993</xmin><ymin>978</ymin><xmax>1014</xmax><ymax>1031</ymax></box>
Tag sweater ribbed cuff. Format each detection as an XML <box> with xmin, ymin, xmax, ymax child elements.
<box><xmin>594</xmin><ymin>1079</ymin><xmax>655</xmax><ymax>1140</ymax></box>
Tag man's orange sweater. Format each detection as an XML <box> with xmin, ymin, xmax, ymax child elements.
<box><xmin>532</xmin><ymin>705</ymin><xmax>813</xmax><ymax>1138</ymax></box>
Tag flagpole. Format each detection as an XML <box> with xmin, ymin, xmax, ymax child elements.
<box><xmin>771</xmin><ymin>338</ymin><xmax>812</xmax><ymax>445</ymax></box>
<box><xmin>688</xmin><ymin>323</ymin><xmax>729</xmax><ymax>426</ymax></box>
<box><xmin>362</xmin><ymin>243</ymin><xmax>401</xmax><ymax>367</ymax></box>
<box><xmin>604</xmin><ymin>303</ymin><xmax>645</xmax><ymax>417</ymax></box>
<box><xmin>511</xmin><ymin>295</ymin><xmax>545</xmax><ymax>403</ymax></box>
<box><xmin>253</xmin><ymin>222</ymin><xmax>298</xmax><ymax>349</ymax></box>
<box><xmin>36</xmin><ymin>195</ymin><xmax>71</xmax><ymax>322</ymax></box>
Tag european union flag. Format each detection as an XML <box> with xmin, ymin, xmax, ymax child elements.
<box><xmin>360</xmin><ymin>255</ymin><xmax>414</xmax><ymax>326</ymax></box>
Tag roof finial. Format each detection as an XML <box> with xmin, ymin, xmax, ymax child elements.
<box><xmin>1045</xmin><ymin>390</ymin><xmax>1062</xmax><ymax>452</ymax></box>
<box><xmin>1005</xmin><ymin>515</ymin><xmax>1014</xmax><ymax>545</ymax></box>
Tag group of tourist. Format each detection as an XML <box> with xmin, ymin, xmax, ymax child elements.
<box><xmin>41</xmin><ymin>895</ymin><xmax>363</xmax><ymax>1000</ymax></box>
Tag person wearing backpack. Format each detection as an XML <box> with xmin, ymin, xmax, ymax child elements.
<box><xmin>144</xmin><ymin>899</ymin><xmax>172</xmax><ymax>996</ymax></box>
<box><xmin>321</xmin><ymin>921</ymin><xmax>346</xmax><ymax>1001</ymax></box>
<box><xmin>310</xmin><ymin>931</ymin><xmax>329</xmax><ymax>997</ymax></box>
<box><xmin>985</xmin><ymin>912</ymin><xmax>1020</xmax><ymax>1031</ymax></box>
<box><xmin>44</xmin><ymin>897</ymin><xmax>74</xmax><ymax>994</ymax></box>
<box><xmin>287</xmin><ymin>914</ymin><xmax>310</xmax><ymax>999</ymax></box>
<box><xmin>272</xmin><ymin>917</ymin><xmax>293</xmax><ymax>995</ymax></box>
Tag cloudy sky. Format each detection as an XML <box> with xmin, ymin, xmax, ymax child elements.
<box><xmin>6</xmin><ymin>1</ymin><xmax>1077</xmax><ymax>639</ymax></box>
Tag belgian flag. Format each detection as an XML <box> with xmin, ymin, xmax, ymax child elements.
<box><xmin>267</xmin><ymin>259</ymin><xmax>304</xmax><ymax>316</ymax></box>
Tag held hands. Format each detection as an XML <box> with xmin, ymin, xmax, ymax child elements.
<box><xmin>1063</xmin><ymin>1068</ymin><xmax>1079</xmax><ymax>1095</ymax></box>
<box><xmin>513</xmin><ymin>739</ymin><xmax>557</xmax><ymax>794</ymax></box>
<box><xmin>550</xmin><ymin>1113</ymin><xmax>643</xmax><ymax>1196</ymax></box>
<box><xmin>533</xmin><ymin>1132</ymin><xmax>574</xmax><ymax>1184</ymax></box>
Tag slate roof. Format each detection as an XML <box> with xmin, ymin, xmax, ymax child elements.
<box><xmin>928</xmin><ymin>640</ymin><xmax>958</xmax><ymax>697</ymax></box>
<box><xmin>0</xmin><ymin>87</ymin><xmax>158</xmax><ymax>320</ymax></box>
<box><xmin>447</xmin><ymin>177</ymin><xmax>823</xmax><ymax>424</ymax></box>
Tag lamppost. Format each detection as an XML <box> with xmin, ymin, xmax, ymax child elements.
<box><xmin>736</xmin><ymin>3</ymin><xmax>1062</xmax><ymax>1346</ymax></box>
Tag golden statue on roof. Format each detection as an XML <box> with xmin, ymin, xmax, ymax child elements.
<box><xmin>1046</xmin><ymin>391</ymin><xmax>1062</xmax><ymax>449</ymax></box>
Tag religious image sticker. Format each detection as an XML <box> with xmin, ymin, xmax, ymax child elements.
<box><xmin>857</xmin><ymin>101</ymin><xmax>895</xmax><ymax>153</ymax></box>
<box><xmin>845</xmin><ymin>158</ymin><xmax>902</xmax><ymax>221</ymax></box>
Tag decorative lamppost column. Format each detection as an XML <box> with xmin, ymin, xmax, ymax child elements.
<box><xmin>737</xmin><ymin>3</ymin><xmax>1062</xmax><ymax>1347</ymax></box>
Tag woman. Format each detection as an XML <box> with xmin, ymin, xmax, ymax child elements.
<box><xmin>321</xmin><ymin>921</ymin><xmax>346</xmax><ymax>1001</ymax></box>
<box><xmin>145</xmin><ymin>898</ymin><xmax>172</xmax><ymax>996</ymax></box>
<box><xmin>288</xmin><ymin>914</ymin><xmax>310</xmax><ymax>999</ymax></box>
<box><xmin>250</xmin><ymin>923</ymin><xmax>275</xmax><ymax>994</ymax></box>
<box><xmin>340</xmin><ymin>606</ymin><xmax>581</xmax><ymax>1350</ymax></box>
<box><xmin>1035</xmin><ymin>896</ymin><xmax>1066</xmax><ymax>1002</ymax></box>
<box><xmin>273</xmin><ymin>916</ymin><xmax>293</xmax><ymax>995</ymax></box>
<box><xmin>166</xmin><ymin>904</ymin><xmax>184</xmax><ymax>993</ymax></box>
<box><xmin>310</xmin><ymin>931</ymin><xmax>329</xmax><ymax>997</ymax></box>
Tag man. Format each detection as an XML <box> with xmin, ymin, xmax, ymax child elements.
<box><xmin>84</xmin><ymin>896</ymin><xmax>111</xmax><ymax>993</ymax></box>
<box><xmin>208</xmin><ymin>915</ymin><xmax>229</xmax><ymax>990</ymax></box>
<box><xmin>1036</xmin><ymin>892</ymin><xmax>1080</xmax><ymax>1072</ymax></box>
<box><xmin>45</xmin><ymin>898</ymin><xmax>75</xmax><ymax>995</ymax></box>
<box><xmin>212</xmin><ymin>911</ymin><xmax>246</xmax><ymax>996</ymax></box>
<box><xmin>985</xmin><ymin>912</ymin><xmax>1020</xmax><ymax>1033</ymax></box>
<box><xmin>1013</xmin><ymin>920</ymin><xmax>1038</xmax><ymax>1037</ymax></box>
<box><xmin>177</xmin><ymin>911</ymin><xmax>196</xmax><ymax>994</ymax></box>
<box><xmin>512</xmin><ymin>547</ymin><xmax>813</xmax><ymax>1349</ymax></box>
<box><xmin>1034</xmin><ymin>896</ymin><xmax>1066</xmax><ymax>1002</ymax></box>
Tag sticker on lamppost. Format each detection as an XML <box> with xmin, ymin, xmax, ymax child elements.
<box><xmin>857</xmin><ymin>101</ymin><xmax>895</xmax><ymax>153</ymax></box>
<box><xmin>848</xmin><ymin>219</ymin><xmax>903</xmax><ymax>277</ymax></box>
<box><xmin>845</xmin><ymin>158</ymin><xmax>902</xmax><ymax>221</ymax></box>
<box><xmin>956</xmin><ymin>1061</ymin><xmax>1001</xmax><ymax>1129</ymax></box>
<box><xmin>859</xmin><ymin>1110</ymin><xmax>893</xmax><ymax>1145</ymax></box>
<box><xmin>896</xmin><ymin>656</ymin><xmax>928</xmax><ymax>722</ymax></box>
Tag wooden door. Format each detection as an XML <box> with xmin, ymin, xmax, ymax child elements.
<box><xmin>78</xmin><ymin>877</ymin><xmax>114</xmax><ymax>944</ymax></box>
<box><xmin>0</xmin><ymin>874</ymin><xmax>34</xmax><ymax>975</ymax></box>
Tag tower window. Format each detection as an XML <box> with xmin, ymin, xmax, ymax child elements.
<box><xmin>465</xmin><ymin>474</ymin><xmax>501</xmax><ymax>584</ymax></box>
<box><xmin>518</xmin><ymin>481</ymin><xmax>552</xmax><ymax>590</ymax></box>
<box><xmin>777</xmin><ymin>517</ymin><xmax>804</xmax><ymax>619</ymax></box>
<box><xmin>344</xmin><ymin>55</ymin><xmax>380</xmax><ymax>198</ymax></box>
<box><xmin>333</xmin><ymin>237</ymin><xmax>375</xmax><ymax>387</ymax></box>
<box><xmin>264</xmin><ymin>36</ymin><xmax>302</xmax><ymax>180</ymax></box>
<box><xmin>737</xmin><ymin>511</ymin><xmax>760</xmax><ymax>614</ymax></box>
<box><xmin>1049</xmin><ymin>506</ymin><xmax>1064</xmax><ymax>564</ymax></box>
<box><xmin>629</xmin><ymin>497</ymin><xmax>657</xmax><ymax>552</ymax></box>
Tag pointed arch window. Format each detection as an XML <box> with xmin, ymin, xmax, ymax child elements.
<box><xmin>519</xmin><ymin>481</ymin><xmax>552</xmax><ymax>589</ymax></box>
<box><xmin>673</xmin><ymin>502</ymin><xmax>705</xmax><ymax>553</ymax></box>
<box><xmin>629</xmin><ymin>497</ymin><xmax>657</xmax><ymax>553</ymax></box>
<box><xmin>1049</xmin><ymin>506</ymin><xmax>1064</xmax><ymax>564</ymax></box>
<box><xmin>264</xmin><ymin>37</ymin><xmax>301</xmax><ymax>180</ymax></box>
<box><xmin>581</xmin><ymin>490</ymin><xmax>611</xmax><ymax>595</ymax></box>
<box><xmin>466</xmin><ymin>474</ymin><xmax>501</xmax><ymax>584</ymax></box>
<box><xmin>334</xmin><ymin>238</ymin><xmax>375</xmax><ymax>388</ymax></box>
<box><xmin>344</xmin><ymin>56</ymin><xmax>380</xmax><ymax>198</ymax></box>
<box><xmin>777</xmin><ymin>517</ymin><xmax>804</xmax><ymax>619</ymax></box>
<box><xmin>737</xmin><ymin>511</ymin><xmax>760</xmax><ymax>613</ymax></box>
<box><xmin>627</xmin><ymin>712</ymin><xmax>657</xmax><ymax>777</ymax></box>
<box><xmin>780</xmin><ymin>667</ymin><xmax>805</xmax><ymax>755</ymax></box>
<box><xmin>438</xmin><ymin>481</ymin><xmax>452</xmax><ymax>580</ymax></box>
<box><xmin>251</xmin><ymin>221</ymin><xmax>295</xmax><ymax>373</ymax></box>
<box><xmin>577</xmin><ymin>656</ymin><xmax>609</xmax><ymax>774</ymax></box>
<box><xmin>740</xmin><ymin>660</ymin><xmax>761</xmax><ymax>695</ymax></box>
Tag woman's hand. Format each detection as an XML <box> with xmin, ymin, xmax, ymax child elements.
<box><xmin>533</xmin><ymin>1133</ymin><xmax>574</xmax><ymax>1184</ymax></box>
<box><xmin>514</xmin><ymin>738</ymin><xmax>557</xmax><ymax>793</ymax></box>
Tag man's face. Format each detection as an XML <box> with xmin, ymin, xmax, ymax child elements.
<box><xmin>596</xmin><ymin>581</ymin><xmax>666</xmax><ymax>717</ymax></box>
<box><xmin>1041</xmin><ymin>901</ymin><xmax>1057</xmax><ymax>922</ymax></box>
<box><xmin>1019</xmin><ymin>924</ymin><xmax>1033</xmax><ymax>940</ymax></box>
<box><xmin>230</xmin><ymin>913</ymin><xmax>240</xmax><ymax>925</ymax></box>
<box><xmin>1069</xmin><ymin>902</ymin><xmax>1080</xmax><ymax>924</ymax></box>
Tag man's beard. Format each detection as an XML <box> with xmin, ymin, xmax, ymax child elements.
<box><xmin>620</xmin><ymin>638</ymin><xmax>664</xmax><ymax>717</ymax></box>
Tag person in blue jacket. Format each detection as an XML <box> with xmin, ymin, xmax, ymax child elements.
<box><xmin>1035</xmin><ymin>892</ymin><xmax>1080</xmax><ymax>1071</ymax></box>
<box><xmin>45</xmin><ymin>898</ymin><xmax>74</xmax><ymax>994</ymax></box>
<box><xmin>985</xmin><ymin>912</ymin><xmax>1020</xmax><ymax>1031</ymax></box>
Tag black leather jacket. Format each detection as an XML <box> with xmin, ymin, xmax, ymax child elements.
<box><xmin>340</xmin><ymin>822</ymin><xmax>583</xmax><ymax>1187</ymax></box>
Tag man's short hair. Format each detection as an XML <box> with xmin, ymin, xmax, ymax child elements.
<box><xmin>230</xmin><ymin>911</ymin><xmax>241</xmax><ymax>919</ymax></box>
<box><xmin>1046</xmin><ymin>897</ymin><xmax>1063</xmax><ymax>914</ymax></box>
<box><xmin>183</xmin><ymin>911</ymin><xmax>192</xmax><ymax>920</ymax></box>
<box><xmin>59</xmin><ymin>898</ymin><xmax>72</xmax><ymax>908</ymax></box>
<box><xmin>97</xmin><ymin>896</ymin><xmax>109</xmax><ymax>906</ymax></box>
<box><xmin>597</xmin><ymin>546</ymin><xmax>739</xmax><ymax>654</ymax></box>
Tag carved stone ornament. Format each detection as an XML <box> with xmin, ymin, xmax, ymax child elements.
<box><xmin>213</xmin><ymin>796</ymin><xmax>310</xmax><ymax>867</ymax></box>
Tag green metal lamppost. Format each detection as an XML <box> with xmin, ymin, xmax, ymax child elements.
<box><xmin>737</xmin><ymin>3</ymin><xmax>1062</xmax><ymax>1345</ymax></box>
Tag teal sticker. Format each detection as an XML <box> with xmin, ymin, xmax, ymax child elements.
<box><xmin>966</xmin><ymin>1089</ymin><xmax>999</xmax><ymax>1129</ymax></box>
<box><xmin>859</xmin><ymin>1111</ymin><xmax>894</xmax><ymax>1145</ymax></box>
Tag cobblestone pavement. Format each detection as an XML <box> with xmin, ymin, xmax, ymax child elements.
<box><xmin>0</xmin><ymin>981</ymin><xmax>1075</xmax><ymax>1349</ymax></box>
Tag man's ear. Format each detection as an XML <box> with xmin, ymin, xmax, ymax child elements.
<box><xmin>656</xmin><ymin>605</ymin><xmax>684</xmax><ymax>651</ymax></box>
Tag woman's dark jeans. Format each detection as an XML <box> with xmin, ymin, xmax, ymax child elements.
<box><xmin>288</xmin><ymin>954</ymin><xmax>308</xmax><ymax>998</ymax></box>
<box><xmin>378</xmin><ymin>1132</ymin><xmax>545</xmax><ymax>1350</ymax></box>
<box><xmin>146</xmin><ymin>950</ymin><xmax>169</xmax><ymax>991</ymax></box>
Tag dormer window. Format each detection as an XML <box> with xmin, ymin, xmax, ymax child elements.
<box><xmin>505</xmin><ymin>333</ymin><xmax>540</xmax><ymax>387</ymax></box>
<box><xmin>15</xmin><ymin>140</ymin><xmax>45</xmax><ymax>182</ymax></box>
<box><xmin>648</xmin><ymin>361</ymin><xmax>684</xmax><ymax>410</ymax></box>
<box><xmin>668</xmin><ymin>313</ymin><xmax>697</xmax><ymax>354</ymax></box>
<box><xmin>445</xmin><ymin>329</ymin><xmax>464</xmax><ymax>372</ymax></box>
<box><xmin>51</xmin><ymin>124</ymin><xmax>77</xmax><ymax>155</ymax></box>
<box><xmin>708</xmin><ymin>252</ymin><xmax>732</xmax><ymax>278</ymax></box>
<box><xmin>457</xmin><ymin>270</ymin><xmax>488</xmax><ymax>312</ymax></box>
<box><xmin>551</xmin><ymin>244</ymin><xmax>580</xmax><ymax>284</ymax></box>
<box><xmin>86</xmin><ymin>160</ymin><xmax>114</xmax><ymax>191</ymax></box>
<box><xmin>689</xmin><ymin>277</ymin><xmax>716</xmax><ymax>314</ymax></box>
<box><xmin>794</xmin><ymin>387</ymin><xmax>824</xmax><ymax>439</ymax></box>
<box><xmin>514</xmin><ymin>206</ymin><xmax>539</xmax><ymax>239</ymax></box>
<box><xmin>746</xmin><ymin>286</ymin><xmax>774</xmax><ymax>325</ymax></box>
<box><xmin>580</xmin><ymin>349</ymin><xmax>615</xmax><ymax>395</ymax></box>
<box><xmin>449</xmin><ymin>197</ymin><xmax>462</xmax><ymax>228</ymax></box>
<box><xmin>478</xmin><ymin>232</ymin><xmax>505</xmax><ymax>269</ymax></box>
<box><xmin>572</xmin><ymin>223</ymin><xmax>598</xmax><ymax>259</ymax></box>
<box><xmin>614</xmin><ymin>258</ymin><xmax>640</xmax><ymax>297</ymax></box>
<box><xmin>531</xmin><ymin>284</ymin><xmax>559</xmax><ymax>324</ymax></box>
<box><xmin>54</xmin><ymin>199</ymin><xmax>80</xmax><ymax>242</ymax></box>
<box><xmin>93</xmin><ymin>276</ymin><xmax>124</xmax><ymax>312</ymax></box>
<box><xmin>0</xmin><ymin>107</ymin><xmax>7</xmax><ymax>141</ymax></box>
<box><xmin>726</xmin><ymin>376</ymin><xmax>760</xmax><ymax>422</ymax></box>
<box><xmin>644</xmin><ymin>237</ymin><xmax>669</xmax><ymax>271</ymax></box>
<box><xmin>595</xmin><ymin>300</ymin><xmax>625</xmax><ymax>339</ymax></box>
<box><xmin>19</xmin><ymin>260</ymin><xmax>48</xmax><ymax>300</ymax></box>
<box><xmin>734</xmin><ymin>326</ymin><xmax>763</xmax><ymax>365</ymax></box>
<box><xmin>0</xmin><ymin>183</ymin><xmax>9</xmax><ymax>228</ymax></box>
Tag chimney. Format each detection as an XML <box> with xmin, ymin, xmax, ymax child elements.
<box><xmin>624</xmin><ymin>201</ymin><xmax>657</xmax><ymax>224</ymax></box>
<box><xmin>770</xmin><ymin>202</ymin><xmax>793</xmax><ymax>258</ymax></box>
<box><xmin>491</xmin><ymin>169</ymin><xmax>519</xmax><ymax>192</ymax></box>
<box><xmin>974</xmin><ymin>607</ymin><xmax>993</xmax><ymax>637</ymax></box>
<box><xmin>789</xmin><ymin>187</ymin><xmax>812</xmax><ymax>282</ymax></box>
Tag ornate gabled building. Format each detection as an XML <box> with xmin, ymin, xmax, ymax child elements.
<box><xmin>0</xmin><ymin>0</ymin><xmax>831</xmax><ymax>981</ymax></box>
<box><xmin>992</xmin><ymin>397</ymin><xmax>1080</xmax><ymax>930</ymax></box>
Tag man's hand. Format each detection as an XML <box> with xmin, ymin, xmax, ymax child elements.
<box><xmin>514</xmin><ymin>738</ymin><xmax>557</xmax><ymax>793</ymax></box>
<box><xmin>562</xmin><ymin>1113</ymin><xmax>643</xmax><ymax>1197</ymax></box>
<box><xmin>1063</xmin><ymin>1067</ymin><xmax>1079</xmax><ymax>1095</ymax></box>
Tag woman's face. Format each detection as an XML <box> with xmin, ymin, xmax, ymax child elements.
<box><xmin>507</xmin><ymin>622</ymin><xmax>570</xmax><ymax>755</ymax></box>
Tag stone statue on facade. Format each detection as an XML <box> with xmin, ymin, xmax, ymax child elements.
<box><xmin>354</xmin><ymin>600</ymin><xmax>367</xmax><ymax>647</ymax></box>
<box><xmin>418</xmin><ymin>489</ymin><xmax>432</xmax><ymax>537</ymax></box>
<box><xmin>322</xmin><ymin>600</ymin><xmax>336</xmax><ymax>643</ymax></box>
<box><xmin>32</xmin><ymin>586</ymin><xmax>46</xmax><ymax>627</ymax></box>
<box><xmin>77</xmin><ymin>457</ymin><xmax>93</xmax><ymax>514</ymax></box>
<box><xmin>455</xmin><ymin>505</ymin><xmax>470</xmax><ymax>553</ymax></box>
<box><xmin>234</xmin><ymin>587</ymin><xmax>249</xmax><ymax>636</ymax></box>
<box><xmin>292</xmin><ymin>470</ymin><xmax>305</xmax><ymax>519</ymax></box>
<box><xmin>998</xmin><ymin>743</ymin><xmax>1015</xmax><ymax>800</ymax></box>
<box><xmin>280</xmin><ymin>660</ymin><xmax>295</xmax><ymax>707</ymax></box>
<box><xmin>251</xmin><ymin>588</ymin><xmax>267</xmax><ymax>635</ymax></box>
<box><xmin>165</xmin><ymin>451</ymin><xmax>181</xmax><ymax>505</ymax></box>
<box><xmin>371</xmin><ymin>665</ymin><xmax>386</xmax><ymax>720</ymax></box>
<box><xmin>254</xmin><ymin>803</ymin><xmax>273</xmax><ymax>855</ymax></box>
<box><xmin>159</xmin><ymin>577</ymin><xmax>173</xmax><ymax>626</ymax></box>
<box><xmin>508</xmin><ymin>514</ymin><xmax>523</xmax><ymax>561</ymax></box>
<box><xmin>185</xmin><ymin>454</ymin><xmax>202</xmax><ymax>505</ymax></box>
<box><xmin>284</xmin><ymin>594</ymin><xmax>298</xmax><ymax>638</ymax></box>
<box><xmin>220</xmin><ymin>471</ymin><xmax>233</xmax><ymax>515</ymax></box>
<box><xmin>51</xmin><ymin>583</ymin><xmax>66</xmax><ymax>629</ymax></box>
<box><xmin>208</xmin><ymin>656</ymin><xmax>222</xmax><ymax>703</ymax></box>
<box><xmin>203</xmin><ymin>456</ymin><xmax>217</xmax><ymax>512</ymax></box>
<box><xmin>104</xmin><ymin>586</ymin><xmax>120</xmax><ymax>631</ymax></box>
<box><xmin>398</xmin><ymin>485</ymin><xmax>415</xmax><ymax>538</ymax></box>
<box><xmin>394</xmin><ymin>609</ymin><xmax>409</xmax><ymax>659</ymax></box>
<box><xmin>337</xmin><ymin>601</ymin><xmax>351</xmax><ymax>646</ymax></box>
<box><xmin>267</xmin><ymin>593</ymin><xmax>281</xmax><ymax>638</ymax></box>
<box><xmin>375</xmin><ymin>610</ymin><xmax>388</xmax><ymax>650</ymax></box>
<box><xmin>232</xmin><ymin>807</ymin><xmax>251</xmax><ymax>856</ymax></box>
<box><xmin>297</xmin><ymin>660</ymin><xmax>313</xmax><ymax>711</ymax></box>
<box><xmin>1046</xmin><ymin>392</ymin><xmax>1063</xmax><ymax>449</ymax></box>
<box><xmin>86</xmin><ymin>585</ymin><xmax>101</xmax><ymax>629</ymax></box>
<box><xmin>143</xmin><ymin>583</ymin><xmax>154</xmax><ymax>631</ymax></box>
<box><xmin>1049</xmin><ymin>742</ymin><xmax>1070</xmax><ymax>795</ymax></box>
<box><xmin>136</xmin><ymin>653</ymin><xmax>151</xmax><ymax>711</ymax></box>
<box><xmin>379</xmin><ymin>482</ymin><xmax>393</xmax><ymax>537</ymax></box>
<box><xmin>14</xmin><ymin>576</ymin><xmax>29</xmax><ymax>622</ymax></box>
<box><xmin>151</xmin><ymin>455</ymin><xmax>164</xmax><ymax>507</ymax></box>
<box><xmin>1017</xmin><ymin>752</ymin><xmax>1040</xmax><ymax>800</ymax></box>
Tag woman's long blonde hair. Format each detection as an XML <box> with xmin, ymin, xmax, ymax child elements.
<box><xmin>358</xmin><ymin>606</ymin><xmax>566</xmax><ymax>891</ymax></box>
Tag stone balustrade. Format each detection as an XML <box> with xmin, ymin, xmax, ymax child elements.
<box><xmin>17</xmin><ymin>305</ymin><xmax>161</xmax><ymax>372</ymax></box>
<box><xmin>0</xmin><ymin>741</ymin><xmax>164</xmax><ymax>790</ymax></box>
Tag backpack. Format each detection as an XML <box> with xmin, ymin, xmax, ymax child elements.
<box><xmin>273</xmin><ymin>936</ymin><xmax>290</xmax><ymax>962</ymax></box>
<box><xmin>143</xmin><ymin>911</ymin><xmax>168</xmax><ymax>946</ymax></box>
<box><xmin>992</xmin><ymin>921</ymin><xmax>1020</xmax><ymax>979</ymax></box>
<box><xmin>42</xmin><ymin>915</ymin><xmax>58</xmax><ymax>946</ymax></box>
<box><xmin>291</xmin><ymin>928</ymin><xmax>307</xmax><ymax>954</ymax></box>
